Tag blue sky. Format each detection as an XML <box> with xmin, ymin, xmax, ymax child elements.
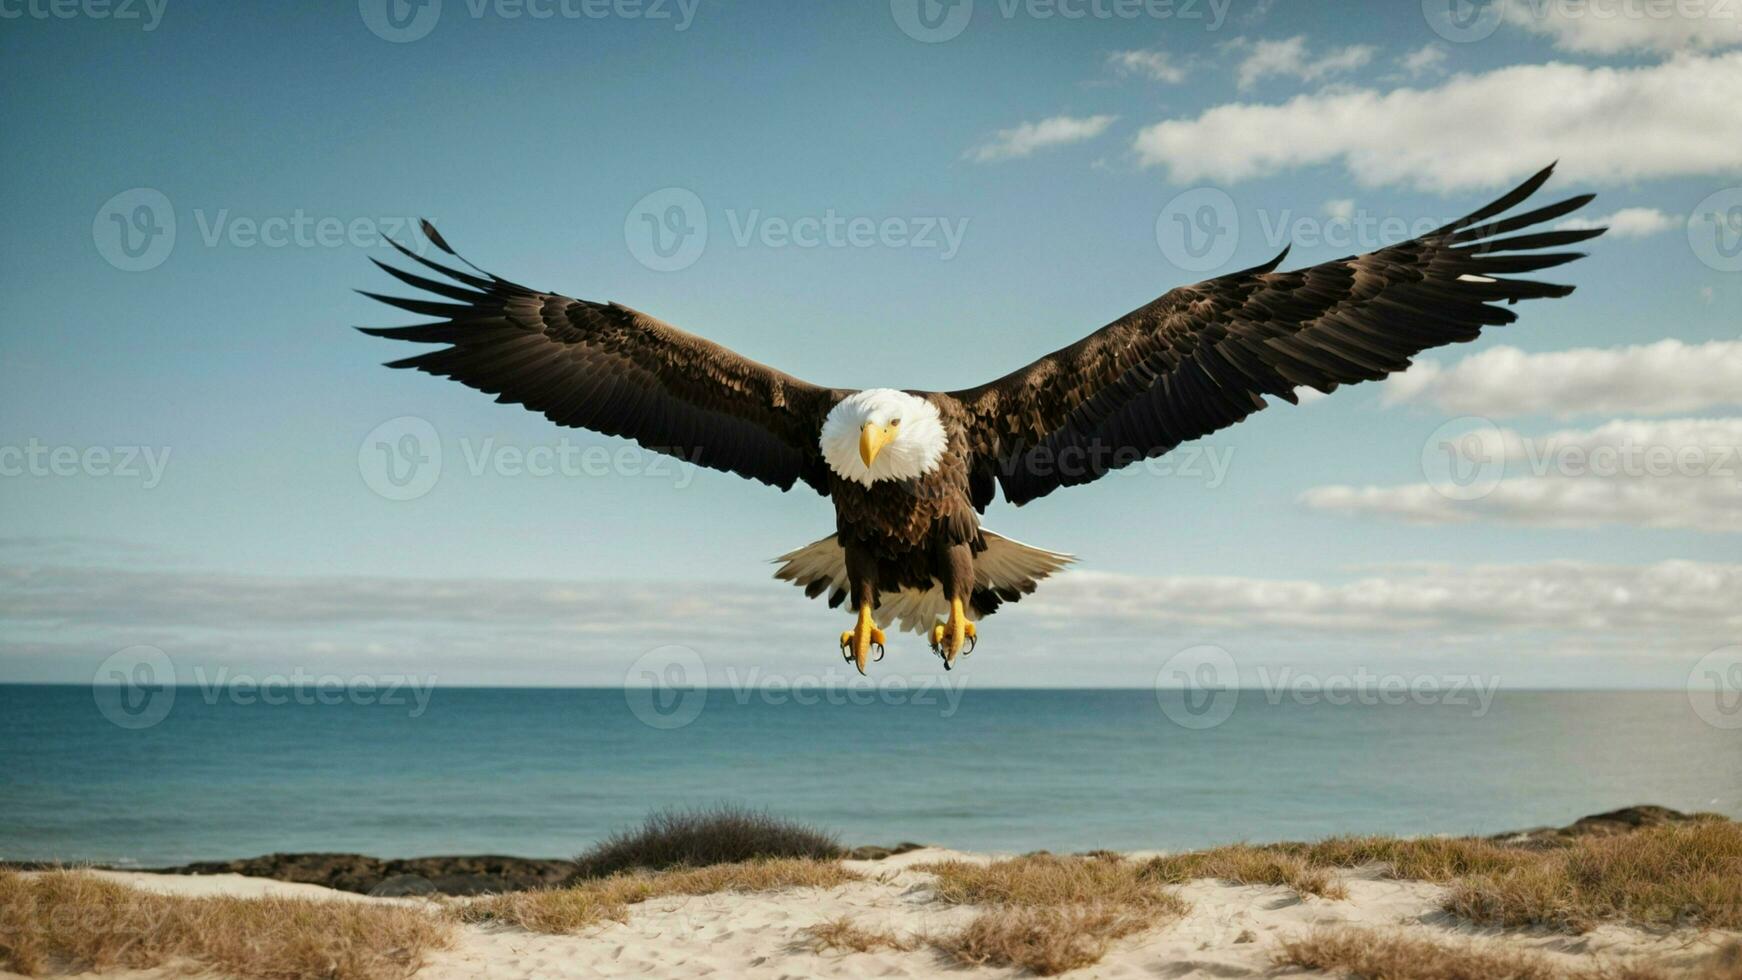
<box><xmin>2</xmin><ymin>0</ymin><xmax>1739</xmax><ymax>687</ymax></box>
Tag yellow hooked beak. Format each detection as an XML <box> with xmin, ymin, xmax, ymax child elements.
<box><xmin>859</xmin><ymin>422</ymin><xmax>897</xmax><ymax>467</ymax></box>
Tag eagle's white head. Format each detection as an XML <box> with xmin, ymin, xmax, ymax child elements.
<box><xmin>820</xmin><ymin>388</ymin><xmax>947</xmax><ymax>487</ymax></box>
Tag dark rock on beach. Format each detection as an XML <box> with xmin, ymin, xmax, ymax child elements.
<box><xmin>8</xmin><ymin>806</ymin><xmax>1722</xmax><ymax>895</ymax></box>
<box><xmin>1487</xmin><ymin>804</ymin><xmax>1721</xmax><ymax>849</ymax></box>
<box><xmin>157</xmin><ymin>852</ymin><xmax>577</xmax><ymax>896</ymax></box>
<box><xmin>845</xmin><ymin>842</ymin><xmax>927</xmax><ymax>861</ymax></box>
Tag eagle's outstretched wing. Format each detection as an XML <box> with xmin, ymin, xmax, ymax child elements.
<box><xmin>947</xmin><ymin>163</ymin><xmax>1605</xmax><ymax>506</ymax></box>
<box><xmin>359</xmin><ymin>225</ymin><xmax>842</xmax><ymax>494</ymax></box>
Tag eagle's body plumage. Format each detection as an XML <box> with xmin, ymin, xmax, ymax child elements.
<box><xmin>360</xmin><ymin>164</ymin><xmax>1604</xmax><ymax>670</ymax></box>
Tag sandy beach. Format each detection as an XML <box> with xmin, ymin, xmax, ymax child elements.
<box><xmin>23</xmin><ymin>841</ymin><xmax>1735</xmax><ymax>980</ymax></box>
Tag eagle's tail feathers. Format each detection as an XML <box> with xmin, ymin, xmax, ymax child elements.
<box><xmin>770</xmin><ymin>531</ymin><xmax>1074</xmax><ymax>635</ymax></box>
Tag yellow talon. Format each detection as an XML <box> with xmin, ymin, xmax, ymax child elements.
<box><xmin>930</xmin><ymin>597</ymin><xmax>977</xmax><ymax>667</ymax></box>
<box><xmin>840</xmin><ymin>602</ymin><xmax>885</xmax><ymax>675</ymax></box>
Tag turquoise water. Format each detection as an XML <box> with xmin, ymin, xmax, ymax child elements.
<box><xmin>2</xmin><ymin>686</ymin><xmax>1737</xmax><ymax>867</ymax></box>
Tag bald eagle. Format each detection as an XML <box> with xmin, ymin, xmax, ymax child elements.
<box><xmin>360</xmin><ymin>164</ymin><xmax>1602</xmax><ymax>672</ymax></box>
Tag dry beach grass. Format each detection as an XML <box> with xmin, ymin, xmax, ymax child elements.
<box><xmin>798</xmin><ymin>914</ymin><xmax>919</xmax><ymax>953</ymax></box>
<box><xmin>452</xmin><ymin>857</ymin><xmax>859</xmax><ymax>934</ymax></box>
<box><xmin>567</xmin><ymin>803</ymin><xmax>844</xmax><ymax>878</ymax></box>
<box><xmin>1145</xmin><ymin>818</ymin><xmax>1741</xmax><ymax>933</ymax></box>
<box><xmin>0</xmin><ymin>869</ymin><xmax>452</xmax><ymax>980</ymax></box>
<box><xmin>1278</xmin><ymin>926</ymin><xmax>1742</xmax><ymax>980</ymax></box>
<box><xmin>927</xmin><ymin>903</ymin><xmax>1168</xmax><ymax>975</ymax></box>
<box><xmin>1443</xmin><ymin>820</ymin><xmax>1742</xmax><ymax>932</ymax></box>
<box><xmin>1143</xmin><ymin>843</ymin><xmax>1349</xmax><ymax>899</ymax></box>
<box><xmin>916</xmin><ymin>853</ymin><xmax>1192</xmax><ymax>974</ymax></box>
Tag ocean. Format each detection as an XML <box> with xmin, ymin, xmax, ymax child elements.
<box><xmin>2</xmin><ymin>685</ymin><xmax>1737</xmax><ymax>867</ymax></box>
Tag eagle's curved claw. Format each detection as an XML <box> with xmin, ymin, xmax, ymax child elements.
<box><xmin>844</xmin><ymin>638</ymin><xmax>887</xmax><ymax>663</ymax></box>
<box><xmin>842</xmin><ymin>603</ymin><xmax>886</xmax><ymax>675</ymax></box>
<box><xmin>930</xmin><ymin>598</ymin><xmax>977</xmax><ymax>668</ymax></box>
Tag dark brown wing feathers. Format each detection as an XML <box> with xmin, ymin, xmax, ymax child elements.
<box><xmin>360</xmin><ymin>232</ymin><xmax>840</xmax><ymax>493</ymax></box>
<box><xmin>951</xmin><ymin>163</ymin><xmax>1603</xmax><ymax>506</ymax></box>
<box><xmin>361</xmin><ymin>165</ymin><xmax>1600</xmax><ymax>511</ymax></box>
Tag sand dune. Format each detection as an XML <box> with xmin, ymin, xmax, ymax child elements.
<box><xmin>53</xmin><ymin>847</ymin><xmax>1735</xmax><ymax>980</ymax></box>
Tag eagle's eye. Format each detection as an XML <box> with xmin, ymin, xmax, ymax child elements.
<box><xmin>890</xmin><ymin>418</ymin><xmax>901</xmax><ymax>426</ymax></box>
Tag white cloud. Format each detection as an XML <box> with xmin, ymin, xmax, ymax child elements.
<box><xmin>967</xmin><ymin>114</ymin><xmax>1118</xmax><ymax>163</ymax></box>
<box><xmin>1497</xmin><ymin>0</ymin><xmax>1742</xmax><ymax>53</ymax></box>
<box><xmin>6</xmin><ymin>553</ymin><xmax>1738</xmax><ymax>686</ymax></box>
<box><xmin>1323</xmin><ymin>198</ymin><xmax>1355</xmax><ymax>220</ymax></box>
<box><xmin>1038</xmin><ymin>559</ymin><xmax>1741</xmax><ymax>641</ymax></box>
<box><xmin>1234</xmin><ymin>36</ymin><xmax>1375</xmax><ymax>89</ymax></box>
<box><xmin>1398</xmin><ymin>43</ymin><xmax>1448</xmax><ymax>77</ymax></box>
<box><xmin>1109</xmin><ymin>49</ymin><xmax>1186</xmax><ymax>84</ymax></box>
<box><xmin>1384</xmin><ymin>340</ymin><xmax>1742</xmax><ymax>418</ymax></box>
<box><xmin>1301</xmin><ymin>418</ymin><xmax>1742</xmax><ymax>531</ymax></box>
<box><xmin>1132</xmin><ymin>53</ymin><xmax>1742</xmax><ymax>191</ymax></box>
<box><xmin>0</xmin><ymin>560</ymin><xmax>821</xmax><ymax>686</ymax></box>
<box><xmin>1555</xmin><ymin>206</ymin><xmax>1677</xmax><ymax>237</ymax></box>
